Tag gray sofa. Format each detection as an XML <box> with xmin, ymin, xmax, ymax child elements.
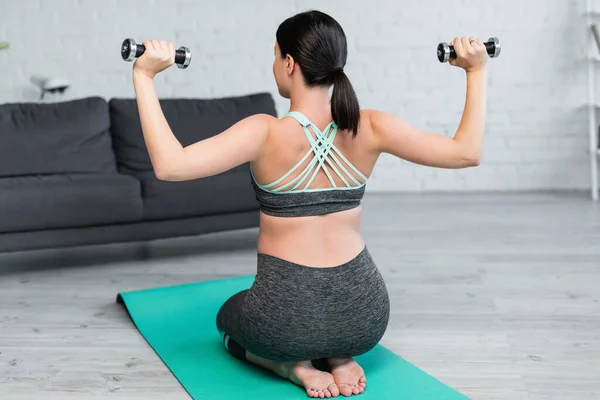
<box><xmin>0</xmin><ymin>93</ymin><xmax>277</xmax><ymax>253</ymax></box>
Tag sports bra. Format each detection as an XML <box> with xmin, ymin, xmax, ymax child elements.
<box><xmin>250</xmin><ymin>111</ymin><xmax>368</xmax><ymax>217</ymax></box>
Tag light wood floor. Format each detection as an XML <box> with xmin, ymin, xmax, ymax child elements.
<box><xmin>1</xmin><ymin>192</ymin><xmax>599</xmax><ymax>400</ymax></box>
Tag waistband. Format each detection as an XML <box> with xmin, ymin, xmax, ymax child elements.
<box><xmin>256</xmin><ymin>245</ymin><xmax>371</xmax><ymax>274</ymax></box>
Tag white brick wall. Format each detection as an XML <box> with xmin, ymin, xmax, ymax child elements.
<box><xmin>0</xmin><ymin>0</ymin><xmax>592</xmax><ymax>191</ymax></box>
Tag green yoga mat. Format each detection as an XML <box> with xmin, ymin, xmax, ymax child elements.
<box><xmin>117</xmin><ymin>275</ymin><xmax>469</xmax><ymax>400</ymax></box>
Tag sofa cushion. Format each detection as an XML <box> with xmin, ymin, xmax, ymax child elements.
<box><xmin>0</xmin><ymin>97</ymin><xmax>118</xmax><ymax>177</ymax></box>
<box><xmin>109</xmin><ymin>93</ymin><xmax>276</xmax><ymax>219</ymax></box>
<box><xmin>0</xmin><ymin>173</ymin><xmax>143</xmax><ymax>233</ymax></box>
<box><xmin>109</xmin><ymin>93</ymin><xmax>277</xmax><ymax>172</ymax></box>
<box><xmin>133</xmin><ymin>169</ymin><xmax>259</xmax><ymax>221</ymax></box>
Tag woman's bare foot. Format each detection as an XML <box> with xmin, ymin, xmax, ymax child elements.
<box><xmin>245</xmin><ymin>351</ymin><xmax>339</xmax><ymax>398</ymax></box>
<box><xmin>328</xmin><ymin>357</ymin><xmax>366</xmax><ymax>396</ymax></box>
<box><xmin>280</xmin><ymin>360</ymin><xmax>340</xmax><ymax>398</ymax></box>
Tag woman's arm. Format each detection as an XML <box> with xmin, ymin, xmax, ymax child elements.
<box><xmin>132</xmin><ymin>72</ymin><xmax>183</xmax><ymax>178</ymax></box>
<box><xmin>134</xmin><ymin>72</ymin><xmax>272</xmax><ymax>181</ymax></box>
<box><xmin>369</xmin><ymin>37</ymin><xmax>488</xmax><ymax>169</ymax></box>
<box><xmin>131</xmin><ymin>40</ymin><xmax>272</xmax><ymax>182</ymax></box>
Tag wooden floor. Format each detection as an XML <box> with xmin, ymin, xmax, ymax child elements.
<box><xmin>1</xmin><ymin>192</ymin><xmax>599</xmax><ymax>400</ymax></box>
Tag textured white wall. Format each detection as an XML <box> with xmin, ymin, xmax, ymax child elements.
<box><xmin>0</xmin><ymin>0</ymin><xmax>592</xmax><ymax>191</ymax></box>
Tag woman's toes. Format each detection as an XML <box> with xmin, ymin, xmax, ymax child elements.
<box><xmin>338</xmin><ymin>384</ymin><xmax>353</xmax><ymax>397</ymax></box>
<box><xmin>328</xmin><ymin>357</ymin><xmax>365</xmax><ymax>396</ymax></box>
<box><xmin>329</xmin><ymin>384</ymin><xmax>340</xmax><ymax>397</ymax></box>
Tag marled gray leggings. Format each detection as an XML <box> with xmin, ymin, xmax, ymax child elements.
<box><xmin>216</xmin><ymin>246</ymin><xmax>390</xmax><ymax>362</ymax></box>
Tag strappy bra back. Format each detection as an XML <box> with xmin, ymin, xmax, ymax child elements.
<box><xmin>250</xmin><ymin>111</ymin><xmax>367</xmax><ymax>217</ymax></box>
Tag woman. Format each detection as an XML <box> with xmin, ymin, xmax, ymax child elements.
<box><xmin>131</xmin><ymin>10</ymin><xmax>487</xmax><ymax>398</ymax></box>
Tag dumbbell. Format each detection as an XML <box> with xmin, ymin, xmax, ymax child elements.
<box><xmin>121</xmin><ymin>38</ymin><xmax>192</xmax><ymax>69</ymax></box>
<box><xmin>437</xmin><ymin>37</ymin><xmax>501</xmax><ymax>63</ymax></box>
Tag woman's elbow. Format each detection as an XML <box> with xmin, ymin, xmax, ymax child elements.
<box><xmin>461</xmin><ymin>153</ymin><xmax>481</xmax><ymax>168</ymax></box>
<box><xmin>154</xmin><ymin>166</ymin><xmax>178</xmax><ymax>181</ymax></box>
<box><xmin>466</xmin><ymin>155</ymin><xmax>481</xmax><ymax>167</ymax></box>
<box><xmin>153</xmin><ymin>157</ymin><xmax>186</xmax><ymax>181</ymax></box>
<box><xmin>154</xmin><ymin>170</ymin><xmax>170</xmax><ymax>181</ymax></box>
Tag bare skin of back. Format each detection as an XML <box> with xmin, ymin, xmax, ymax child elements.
<box><xmin>252</xmin><ymin>111</ymin><xmax>380</xmax><ymax>269</ymax></box>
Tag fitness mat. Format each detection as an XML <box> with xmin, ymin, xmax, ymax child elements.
<box><xmin>117</xmin><ymin>275</ymin><xmax>469</xmax><ymax>400</ymax></box>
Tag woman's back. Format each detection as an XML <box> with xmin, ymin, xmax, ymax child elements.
<box><xmin>251</xmin><ymin>110</ymin><xmax>380</xmax><ymax>268</ymax></box>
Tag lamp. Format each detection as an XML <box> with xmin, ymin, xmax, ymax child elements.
<box><xmin>30</xmin><ymin>75</ymin><xmax>70</xmax><ymax>100</ymax></box>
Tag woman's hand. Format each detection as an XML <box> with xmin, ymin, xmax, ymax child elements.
<box><xmin>448</xmin><ymin>36</ymin><xmax>488</xmax><ymax>73</ymax></box>
<box><xmin>132</xmin><ymin>40</ymin><xmax>176</xmax><ymax>80</ymax></box>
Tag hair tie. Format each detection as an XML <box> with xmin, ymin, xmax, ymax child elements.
<box><xmin>331</xmin><ymin>67</ymin><xmax>344</xmax><ymax>77</ymax></box>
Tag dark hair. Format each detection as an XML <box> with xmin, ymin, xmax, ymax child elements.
<box><xmin>276</xmin><ymin>10</ymin><xmax>360</xmax><ymax>137</ymax></box>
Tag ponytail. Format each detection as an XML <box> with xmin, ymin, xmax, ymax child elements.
<box><xmin>331</xmin><ymin>70</ymin><xmax>360</xmax><ymax>138</ymax></box>
<box><xmin>276</xmin><ymin>10</ymin><xmax>360</xmax><ymax>136</ymax></box>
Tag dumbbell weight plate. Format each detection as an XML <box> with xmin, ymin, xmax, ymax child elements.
<box><xmin>175</xmin><ymin>46</ymin><xmax>192</xmax><ymax>69</ymax></box>
<box><xmin>121</xmin><ymin>38</ymin><xmax>139</xmax><ymax>62</ymax></box>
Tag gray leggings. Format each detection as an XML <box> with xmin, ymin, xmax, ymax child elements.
<box><xmin>216</xmin><ymin>246</ymin><xmax>390</xmax><ymax>362</ymax></box>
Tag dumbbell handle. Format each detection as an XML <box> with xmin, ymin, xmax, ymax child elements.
<box><xmin>121</xmin><ymin>38</ymin><xmax>191</xmax><ymax>69</ymax></box>
<box><xmin>437</xmin><ymin>37</ymin><xmax>501</xmax><ymax>63</ymax></box>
